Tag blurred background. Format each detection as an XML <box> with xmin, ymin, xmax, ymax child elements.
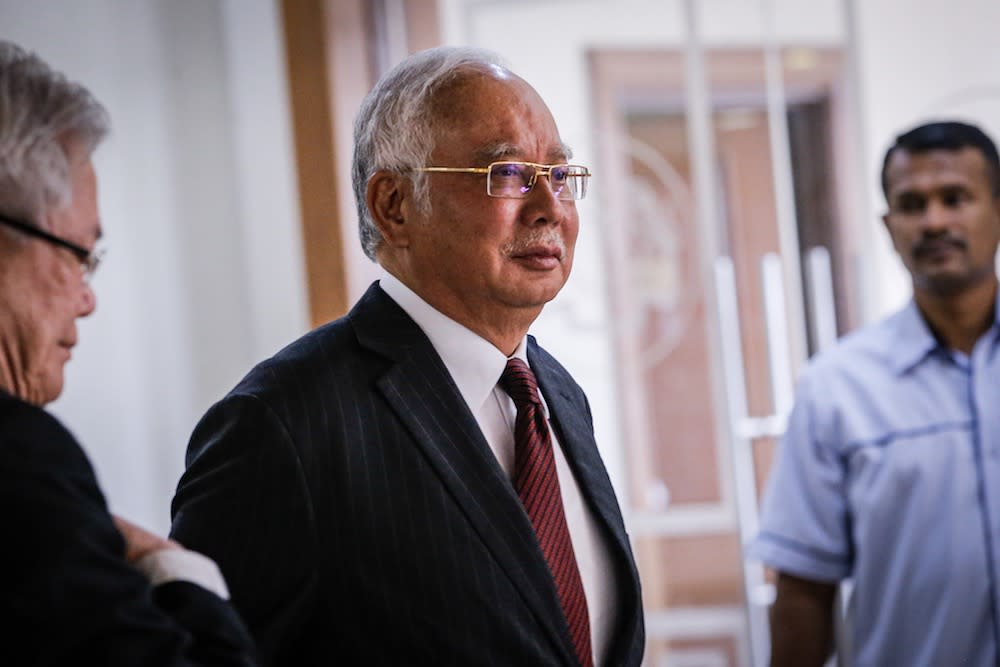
<box><xmin>4</xmin><ymin>1</ymin><xmax>1000</xmax><ymax>665</ymax></box>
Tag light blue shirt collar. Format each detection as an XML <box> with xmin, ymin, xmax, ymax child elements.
<box><xmin>887</xmin><ymin>290</ymin><xmax>1000</xmax><ymax>376</ymax></box>
<box><xmin>886</xmin><ymin>300</ymin><xmax>941</xmax><ymax>376</ymax></box>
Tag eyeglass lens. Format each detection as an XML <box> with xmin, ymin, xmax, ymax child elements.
<box><xmin>82</xmin><ymin>250</ymin><xmax>103</xmax><ymax>280</ymax></box>
<box><xmin>487</xmin><ymin>163</ymin><xmax>589</xmax><ymax>200</ymax></box>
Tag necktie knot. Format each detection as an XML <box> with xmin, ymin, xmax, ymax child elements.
<box><xmin>500</xmin><ymin>358</ymin><xmax>542</xmax><ymax>409</ymax></box>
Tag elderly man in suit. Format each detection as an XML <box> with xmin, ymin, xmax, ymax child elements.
<box><xmin>0</xmin><ymin>41</ymin><xmax>256</xmax><ymax>666</ymax></box>
<box><xmin>170</xmin><ymin>46</ymin><xmax>644</xmax><ymax>666</ymax></box>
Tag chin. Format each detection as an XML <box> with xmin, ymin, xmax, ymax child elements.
<box><xmin>40</xmin><ymin>375</ymin><xmax>66</xmax><ymax>406</ymax></box>
<box><xmin>918</xmin><ymin>274</ymin><xmax>978</xmax><ymax>297</ymax></box>
<box><xmin>525</xmin><ymin>288</ymin><xmax>563</xmax><ymax>308</ymax></box>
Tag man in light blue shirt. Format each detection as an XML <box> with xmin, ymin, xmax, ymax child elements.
<box><xmin>752</xmin><ymin>120</ymin><xmax>1000</xmax><ymax>667</ymax></box>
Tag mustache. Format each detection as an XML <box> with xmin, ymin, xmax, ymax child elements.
<box><xmin>502</xmin><ymin>229</ymin><xmax>567</xmax><ymax>256</ymax></box>
<box><xmin>912</xmin><ymin>235</ymin><xmax>966</xmax><ymax>258</ymax></box>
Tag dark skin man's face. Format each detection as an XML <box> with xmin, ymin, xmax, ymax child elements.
<box><xmin>882</xmin><ymin>147</ymin><xmax>1000</xmax><ymax>297</ymax></box>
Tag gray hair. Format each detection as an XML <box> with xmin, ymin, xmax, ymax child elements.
<box><xmin>0</xmin><ymin>41</ymin><xmax>109</xmax><ymax>233</ymax></box>
<box><xmin>352</xmin><ymin>46</ymin><xmax>509</xmax><ymax>261</ymax></box>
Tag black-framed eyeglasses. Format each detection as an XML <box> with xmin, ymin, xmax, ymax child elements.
<box><xmin>0</xmin><ymin>213</ymin><xmax>103</xmax><ymax>280</ymax></box>
<box><xmin>413</xmin><ymin>161</ymin><xmax>592</xmax><ymax>201</ymax></box>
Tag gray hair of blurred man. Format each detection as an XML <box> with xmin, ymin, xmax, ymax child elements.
<box><xmin>351</xmin><ymin>45</ymin><xmax>509</xmax><ymax>261</ymax></box>
<box><xmin>0</xmin><ymin>41</ymin><xmax>109</xmax><ymax>235</ymax></box>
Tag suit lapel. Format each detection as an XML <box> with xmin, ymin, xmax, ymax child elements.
<box><xmin>529</xmin><ymin>340</ymin><xmax>644</xmax><ymax>664</ymax></box>
<box><xmin>528</xmin><ymin>342</ymin><xmax>633</xmax><ymax>560</ymax></box>
<box><xmin>349</xmin><ymin>284</ymin><xmax>577</xmax><ymax>665</ymax></box>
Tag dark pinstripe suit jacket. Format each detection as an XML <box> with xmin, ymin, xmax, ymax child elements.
<box><xmin>170</xmin><ymin>282</ymin><xmax>644</xmax><ymax>666</ymax></box>
<box><xmin>0</xmin><ymin>391</ymin><xmax>256</xmax><ymax>667</ymax></box>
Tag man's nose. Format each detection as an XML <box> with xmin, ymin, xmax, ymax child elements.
<box><xmin>79</xmin><ymin>281</ymin><xmax>97</xmax><ymax>317</ymax></box>
<box><xmin>524</xmin><ymin>173</ymin><xmax>565</xmax><ymax>223</ymax></box>
<box><xmin>920</xmin><ymin>199</ymin><xmax>954</xmax><ymax>232</ymax></box>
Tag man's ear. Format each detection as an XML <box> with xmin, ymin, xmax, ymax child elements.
<box><xmin>881</xmin><ymin>211</ymin><xmax>904</xmax><ymax>254</ymax></box>
<box><xmin>367</xmin><ymin>170</ymin><xmax>411</xmax><ymax>249</ymax></box>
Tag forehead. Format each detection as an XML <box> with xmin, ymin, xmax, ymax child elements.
<box><xmin>885</xmin><ymin>147</ymin><xmax>991</xmax><ymax>195</ymax></box>
<box><xmin>428</xmin><ymin>70</ymin><xmax>566</xmax><ymax>162</ymax></box>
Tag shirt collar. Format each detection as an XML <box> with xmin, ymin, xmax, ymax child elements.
<box><xmin>379</xmin><ymin>272</ymin><xmax>529</xmax><ymax>414</ymax></box>
<box><xmin>887</xmin><ymin>300</ymin><xmax>940</xmax><ymax>375</ymax></box>
<box><xmin>887</xmin><ymin>290</ymin><xmax>1000</xmax><ymax>374</ymax></box>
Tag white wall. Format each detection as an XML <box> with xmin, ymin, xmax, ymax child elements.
<box><xmin>851</xmin><ymin>0</ymin><xmax>1000</xmax><ymax>318</ymax></box>
<box><xmin>0</xmin><ymin>0</ymin><xmax>307</xmax><ymax>533</ymax></box>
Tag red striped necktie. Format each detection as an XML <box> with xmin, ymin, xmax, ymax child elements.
<box><xmin>500</xmin><ymin>358</ymin><xmax>594</xmax><ymax>667</ymax></box>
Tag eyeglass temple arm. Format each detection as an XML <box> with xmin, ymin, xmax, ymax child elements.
<box><xmin>0</xmin><ymin>213</ymin><xmax>92</xmax><ymax>261</ymax></box>
<box><xmin>415</xmin><ymin>167</ymin><xmax>490</xmax><ymax>174</ymax></box>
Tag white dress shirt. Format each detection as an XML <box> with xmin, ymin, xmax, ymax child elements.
<box><xmin>380</xmin><ymin>273</ymin><xmax>617</xmax><ymax>664</ymax></box>
<box><xmin>135</xmin><ymin>548</ymin><xmax>231</xmax><ymax>599</ymax></box>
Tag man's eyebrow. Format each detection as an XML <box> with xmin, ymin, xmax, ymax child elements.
<box><xmin>474</xmin><ymin>143</ymin><xmax>520</xmax><ymax>163</ymax></box>
<box><xmin>474</xmin><ymin>141</ymin><xmax>576</xmax><ymax>164</ymax></box>
<box><xmin>554</xmin><ymin>141</ymin><xmax>574</xmax><ymax>163</ymax></box>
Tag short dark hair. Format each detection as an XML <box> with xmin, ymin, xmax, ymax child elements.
<box><xmin>880</xmin><ymin>120</ymin><xmax>1000</xmax><ymax>199</ymax></box>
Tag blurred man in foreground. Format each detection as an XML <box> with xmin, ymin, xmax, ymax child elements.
<box><xmin>754</xmin><ymin>120</ymin><xmax>1000</xmax><ymax>666</ymax></box>
<box><xmin>0</xmin><ymin>41</ymin><xmax>256</xmax><ymax>666</ymax></box>
<box><xmin>171</xmin><ymin>46</ymin><xmax>644</xmax><ymax>666</ymax></box>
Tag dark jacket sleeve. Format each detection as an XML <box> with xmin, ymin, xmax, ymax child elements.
<box><xmin>170</xmin><ymin>392</ymin><xmax>320</xmax><ymax>666</ymax></box>
<box><xmin>0</xmin><ymin>396</ymin><xmax>257</xmax><ymax>666</ymax></box>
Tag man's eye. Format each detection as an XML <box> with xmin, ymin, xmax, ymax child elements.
<box><xmin>550</xmin><ymin>167</ymin><xmax>569</xmax><ymax>183</ymax></box>
<box><xmin>494</xmin><ymin>164</ymin><xmax>524</xmax><ymax>178</ymax></box>
<box><xmin>895</xmin><ymin>195</ymin><xmax>925</xmax><ymax>213</ymax></box>
<box><xmin>941</xmin><ymin>189</ymin><xmax>968</xmax><ymax>207</ymax></box>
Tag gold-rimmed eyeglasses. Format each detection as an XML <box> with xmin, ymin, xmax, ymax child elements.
<box><xmin>0</xmin><ymin>213</ymin><xmax>104</xmax><ymax>280</ymax></box>
<box><xmin>413</xmin><ymin>161</ymin><xmax>591</xmax><ymax>201</ymax></box>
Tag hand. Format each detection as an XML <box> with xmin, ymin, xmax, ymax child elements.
<box><xmin>113</xmin><ymin>515</ymin><xmax>181</xmax><ymax>563</ymax></box>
